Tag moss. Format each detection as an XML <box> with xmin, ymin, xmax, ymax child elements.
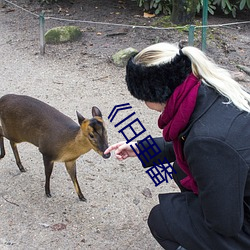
<box><xmin>152</xmin><ymin>15</ymin><xmax>197</xmax><ymax>32</ymax></box>
<box><xmin>45</xmin><ymin>26</ymin><xmax>82</xmax><ymax>44</ymax></box>
<box><xmin>152</xmin><ymin>16</ymin><xmax>172</xmax><ymax>27</ymax></box>
<box><xmin>112</xmin><ymin>48</ymin><xmax>138</xmax><ymax>67</ymax></box>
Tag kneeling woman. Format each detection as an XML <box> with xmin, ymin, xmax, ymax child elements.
<box><xmin>105</xmin><ymin>42</ymin><xmax>250</xmax><ymax>250</ymax></box>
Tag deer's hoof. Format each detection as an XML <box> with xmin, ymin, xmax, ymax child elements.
<box><xmin>79</xmin><ymin>196</ymin><xmax>87</xmax><ymax>202</ymax></box>
<box><xmin>46</xmin><ymin>193</ymin><xmax>52</xmax><ymax>198</ymax></box>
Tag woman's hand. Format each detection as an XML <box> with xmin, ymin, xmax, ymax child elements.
<box><xmin>104</xmin><ymin>141</ymin><xmax>138</xmax><ymax>160</ymax></box>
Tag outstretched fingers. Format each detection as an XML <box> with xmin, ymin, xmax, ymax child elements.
<box><xmin>104</xmin><ymin>141</ymin><xmax>126</xmax><ymax>155</ymax></box>
<box><xmin>104</xmin><ymin>141</ymin><xmax>138</xmax><ymax>160</ymax></box>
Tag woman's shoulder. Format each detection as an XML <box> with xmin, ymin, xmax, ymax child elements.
<box><xmin>184</xmin><ymin>84</ymin><xmax>250</xmax><ymax>152</ymax></box>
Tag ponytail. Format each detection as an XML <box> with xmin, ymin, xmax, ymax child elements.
<box><xmin>182</xmin><ymin>46</ymin><xmax>250</xmax><ymax>112</ymax></box>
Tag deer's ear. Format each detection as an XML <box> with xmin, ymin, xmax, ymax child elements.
<box><xmin>76</xmin><ymin>111</ymin><xmax>85</xmax><ymax>125</ymax></box>
<box><xmin>92</xmin><ymin>106</ymin><xmax>102</xmax><ymax>118</ymax></box>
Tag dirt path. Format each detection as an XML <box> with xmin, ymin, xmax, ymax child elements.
<box><xmin>0</xmin><ymin>3</ymin><xmax>178</xmax><ymax>250</ymax></box>
<box><xmin>0</xmin><ymin>1</ymin><xmax>249</xmax><ymax>249</ymax></box>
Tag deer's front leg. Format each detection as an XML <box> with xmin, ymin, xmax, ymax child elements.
<box><xmin>65</xmin><ymin>160</ymin><xmax>86</xmax><ymax>202</ymax></box>
<box><xmin>43</xmin><ymin>155</ymin><xmax>54</xmax><ymax>198</ymax></box>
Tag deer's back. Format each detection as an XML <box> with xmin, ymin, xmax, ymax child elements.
<box><xmin>0</xmin><ymin>94</ymin><xmax>79</xmax><ymax>147</ymax></box>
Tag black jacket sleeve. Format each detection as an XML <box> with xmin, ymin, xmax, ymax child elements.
<box><xmin>185</xmin><ymin>136</ymin><xmax>248</xmax><ymax>237</ymax></box>
<box><xmin>137</xmin><ymin>137</ymin><xmax>176</xmax><ymax>168</ymax></box>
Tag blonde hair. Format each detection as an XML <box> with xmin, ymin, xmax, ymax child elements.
<box><xmin>134</xmin><ymin>42</ymin><xmax>250</xmax><ymax>113</ymax></box>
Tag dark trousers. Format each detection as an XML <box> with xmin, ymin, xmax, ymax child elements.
<box><xmin>148</xmin><ymin>162</ymin><xmax>188</xmax><ymax>250</ymax></box>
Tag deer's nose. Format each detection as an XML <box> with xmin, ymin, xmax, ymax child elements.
<box><xmin>103</xmin><ymin>152</ymin><xmax>111</xmax><ymax>159</ymax></box>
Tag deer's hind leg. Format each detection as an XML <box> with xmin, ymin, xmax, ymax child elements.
<box><xmin>65</xmin><ymin>161</ymin><xmax>86</xmax><ymax>202</ymax></box>
<box><xmin>0</xmin><ymin>126</ymin><xmax>5</xmax><ymax>159</ymax></box>
<box><xmin>10</xmin><ymin>141</ymin><xmax>26</xmax><ymax>172</ymax></box>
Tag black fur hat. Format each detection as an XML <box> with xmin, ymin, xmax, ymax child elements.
<box><xmin>125</xmin><ymin>52</ymin><xmax>192</xmax><ymax>103</ymax></box>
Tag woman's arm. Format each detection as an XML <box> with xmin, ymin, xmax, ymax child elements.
<box><xmin>104</xmin><ymin>137</ymin><xmax>176</xmax><ymax>168</ymax></box>
<box><xmin>137</xmin><ymin>137</ymin><xmax>175</xmax><ymax>168</ymax></box>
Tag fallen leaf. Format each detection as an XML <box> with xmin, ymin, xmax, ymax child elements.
<box><xmin>51</xmin><ymin>223</ymin><xmax>67</xmax><ymax>231</ymax></box>
<box><xmin>143</xmin><ymin>12</ymin><xmax>155</xmax><ymax>18</ymax></box>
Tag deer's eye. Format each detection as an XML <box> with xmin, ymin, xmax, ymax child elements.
<box><xmin>89</xmin><ymin>133</ymin><xmax>94</xmax><ymax>139</ymax></box>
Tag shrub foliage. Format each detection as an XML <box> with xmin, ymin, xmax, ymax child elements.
<box><xmin>135</xmin><ymin>0</ymin><xmax>250</xmax><ymax>17</ymax></box>
<box><xmin>38</xmin><ymin>0</ymin><xmax>250</xmax><ymax>18</ymax></box>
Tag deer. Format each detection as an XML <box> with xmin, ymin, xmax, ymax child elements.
<box><xmin>0</xmin><ymin>94</ymin><xmax>111</xmax><ymax>202</ymax></box>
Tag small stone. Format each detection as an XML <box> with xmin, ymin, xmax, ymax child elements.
<box><xmin>39</xmin><ymin>223</ymin><xmax>50</xmax><ymax>228</ymax></box>
<box><xmin>5</xmin><ymin>241</ymin><xmax>15</xmax><ymax>246</ymax></box>
<box><xmin>45</xmin><ymin>26</ymin><xmax>82</xmax><ymax>44</ymax></box>
<box><xmin>133</xmin><ymin>197</ymin><xmax>140</xmax><ymax>205</ymax></box>
<box><xmin>236</xmin><ymin>65</ymin><xmax>250</xmax><ymax>76</ymax></box>
<box><xmin>0</xmin><ymin>0</ymin><xmax>6</xmax><ymax>8</ymax></box>
<box><xmin>112</xmin><ymin>47</ymin><xmax>138</xmax><ymax>67</ymax></box>
<box><xmin>231</xmin><ymin>71</ymin><xmax>247</xmax><ymax>82</ymax></box>
<box><xmin>142</xmin><ymin>187</ymin><xmax>152</xmax><ymax>198</ymax></box>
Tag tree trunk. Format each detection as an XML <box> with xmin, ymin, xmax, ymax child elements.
<box><xmin>171</xmin><ymin>0</ymin><xmax>198</xmax><ymax>25</ymax></box>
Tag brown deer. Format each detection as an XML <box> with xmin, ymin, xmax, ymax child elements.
<box><xmin>0</xmin><ymin>94</ymin><xmax>110</xmax><ymax>201</ymax></box>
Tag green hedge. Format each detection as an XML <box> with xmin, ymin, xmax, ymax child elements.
<box><xmin>136</xmin><ymin>0</ymin><xmax>250</xmax><ymax>17</ymax></box>
<box><xmin>38</xmin><ymin>0</ymin><xmax>250</xmax><ymax>18</ymax></box>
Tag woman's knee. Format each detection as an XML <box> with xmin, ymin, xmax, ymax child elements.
<box><xmin>148</xmin><ymin>204</ymin><xmax>171</xmax><ymax>239</ymax></box>
<box><xmin>148</xmin><ymin>204</ymin><xmax>179</xmax><ymax>250</ymax></box>
<box><xmin>148</xmin><ymin>204</ymin><xmax>161</xmax><ymax>234</ymax></box>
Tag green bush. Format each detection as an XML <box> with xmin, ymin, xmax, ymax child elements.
<box><xmin>196</xmin><ymin>0</ymin><xmax>216</xmax><ymax>15</ymax></box>
<box><xmin>135</xmin><ymin>0</ymin><xmax>172</xmax><ymax>15</ymax></box>
<box><xmin>135</xmin><ymin>0</ymin><xmax>250</xmax><ymax>17</ymax></box>
<box><xmin>212</xmin><ymin>0</ymin><xmax>250</xmax><ymax>17</ymax></box>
